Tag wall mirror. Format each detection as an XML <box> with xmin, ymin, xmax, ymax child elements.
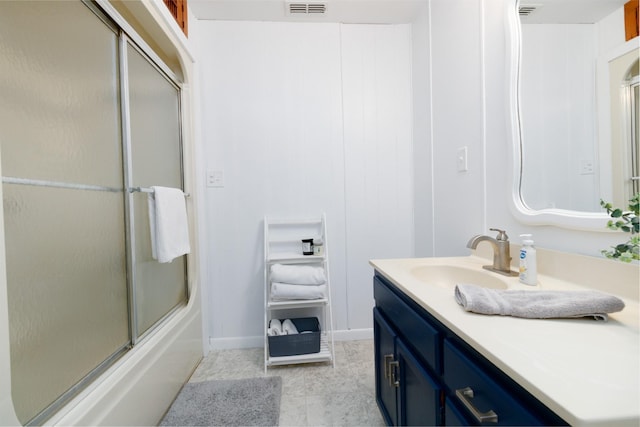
<box><xmin>509</xmin><ymin>0</ymin><xmax>639</xmax><ymax>230</ymax></box>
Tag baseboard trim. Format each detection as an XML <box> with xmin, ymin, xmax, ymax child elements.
<box><xmin>209</xmin><ymin>336</ymin><xmax>264</xmax><ymax>350</ymax></box>
<box><xmin>209</xmin><ymin>328</ymin><xmax>374</xmax><ymax>351</ymax></box>
<box><xmin>333</xmin><ymin>328</ymin><xmax>373</xmax><ymax>341</ymax></box>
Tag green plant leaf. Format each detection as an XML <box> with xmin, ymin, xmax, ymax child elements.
<box><xmin>601</xmin><ymin>193</ymin><xmax>639</xmax><ymax>262</ymax></box>
<box><xmin>619</xmin><ymin>252</ymin><xmax>633</xmax><ymax>262</ymax></box>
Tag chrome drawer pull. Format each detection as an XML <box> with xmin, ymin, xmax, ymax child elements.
<box><xmin>455</xmin><ymin>387</ymin><xmax>498</xmax><ymax>424</ymax></box>
<box><xmin>384</xmin><ymin>354</ymin><xmax>394</xmax><ymax>379</ymax></box>
<box><xmin>389</xmin><ymin>361</ymin><xmax>400</xmax><ymax>388</ymax></box>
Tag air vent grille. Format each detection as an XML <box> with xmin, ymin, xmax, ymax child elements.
<box><xmin>519</xmin><ymin>4</ymin><xmax>541</xmax><ymax>16</ymax></box>
<box><xmin>308</xmin><ymin>3</ymin><xmax>326</xmax><ymax>13</ymax></box>
<box><xmin>289</xmin><ymin>3</ymin><xmax>308</xmax><ymax>14</ymax></box>
<box><xmin>286</xmin><ymin>2</ymin><xmax>327</xmax><ymax>15</ymax></box>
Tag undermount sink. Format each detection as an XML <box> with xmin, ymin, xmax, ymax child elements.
<box><xmin>410</xmin><ymin>265</ymin><xmax>509</xmax><ymax>290</ymax></box>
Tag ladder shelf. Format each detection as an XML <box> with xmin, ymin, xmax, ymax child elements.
<box><xmin>263</xmin><ymin>214</ymin><xmax>335</xmax><ymax>372</ymax></box>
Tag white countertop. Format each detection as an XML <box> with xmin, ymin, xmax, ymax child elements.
<box><xmin>370</xmin><ymin>254</ymin><xmax>639</xmax><ymax>427</ymax></box>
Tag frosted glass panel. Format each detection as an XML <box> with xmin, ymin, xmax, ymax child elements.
<box><xmin>3</xmin><ymin>185</ymin><xmax>129</xmax><ymax>423</ymax></box>
<box><xmin>128</xmin><ymin>46</ymin><xmax>182</xmax><ymax>187</ymax></box>
<box><xmin>0</xmin><ymin>1</ymin><xmax>128</xmax><ymax>423</ymax></box>
<box><xmin>0</xmin><ymin>1</ymin><xmax>123</xmax><ymax>187</ymax></box>
<box><xmin>132</xmin><ymin>194</ymin><xmax>186</xmax><ymax>334</ymax></box>
<box><xmin>127</xmin><ymin>44</ymin><xmax>186</xmax><ymax>336</ymax></box>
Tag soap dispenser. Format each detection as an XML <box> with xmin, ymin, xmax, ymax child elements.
<box><xmin>519</xmin><ymin>234</ymin><xmax>537</xmax><ymax>286</ymax></box>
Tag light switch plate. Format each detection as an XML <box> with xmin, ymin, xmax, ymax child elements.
<box><xmin>457</xmin><ymin>147</ymin><xmax>468</xmax><ymax>172</ymax></box>
<box><xmin>207</xmin><ymin>170</ymin><xmax>224</xmax><ymax>187</ymax></box>
<box><xmin>579</xmin><ymin>159</ymin><xmax>594</xmax><ymax>175</ymax></box>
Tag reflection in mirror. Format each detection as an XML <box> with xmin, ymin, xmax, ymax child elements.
<box><xmin>518</xmin><ymin>0</ymin><xmax>639</xmax><ymax>213</ymax></box>
<box><xmin>617</xmin><ymin>59</ymin><xmax>639</xmax><ymax>202</ymax></box>
<box><xmin>632</xmin><ymin>73</ymin><xmax>640</xmax><ymax>195</ymax></box>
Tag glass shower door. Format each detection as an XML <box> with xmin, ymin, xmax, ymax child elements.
<box><xmin>125</xmin><ymin>41</ymin><xmax>187</xmax><ymax>338</ymax></box>
<box><xmin>0</xmin><ymin>2</ymin><xmax>129</xmax><ymax>423</ymax></box>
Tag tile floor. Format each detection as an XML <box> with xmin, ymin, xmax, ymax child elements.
<box><xmin>188</xmin><ymin>339</ymin><xmax>385</xmax><ymax>426</ymax></box>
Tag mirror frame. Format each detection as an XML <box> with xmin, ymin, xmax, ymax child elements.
<box><xmin>507</xmin><ymin>0</ymin><xmax>611</xmax><ymax>231</ymax></box>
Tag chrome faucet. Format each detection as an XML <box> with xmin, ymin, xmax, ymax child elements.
<box><xmin>467</xmin><ymin>228</ymin><xmax>518</xmax><ymax>276</ymax></box>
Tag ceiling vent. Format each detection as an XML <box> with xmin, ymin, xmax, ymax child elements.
<box><xmin>286</xmin><ymin>2</ymin><xmax>327</xmax><ymax>16</ymax></box>
<box><xmin>519</xmin><ymin>4</ymin><xmax>542</xmax><ymax>16</ymax></box>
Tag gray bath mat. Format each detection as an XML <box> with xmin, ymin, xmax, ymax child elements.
<box><xmin>159</xmin><ymin>376</ymin><xmax>282</xmax><ymax>426</ymax></box>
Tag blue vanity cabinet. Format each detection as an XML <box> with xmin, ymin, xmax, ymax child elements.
<box><xmin>396</xmin><ymin>338</ymin><xmax>443</xmax><ymax>425</ymax></box>
<box><xmin>374</xmin><ymin>308</ymin><xmax>442</xmax><ymax>426</ymax></box>
<box><xmin>374</xmin><ymin>308</ymin><xmax>398</xmax><ymax>425</ymax></box>
<box><xmin>444</xmin><ymin>397</ymin><xmax>471</xmax><ymax>426</ymax></box>
<box><xmin>443</xmin><ymin>338</ymin><xmax>563</xmax><ymax>426</ymax></box>
<box><xmin>374</xmin><ymin>275</ymin><xmax>443</xmax><ymax>426</ymax></box>
<box><xmin>373</xmin><ymin>272</ymin><xmax>568</xmax><ymax>427</ymax></box>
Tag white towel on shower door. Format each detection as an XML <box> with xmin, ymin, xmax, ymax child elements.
<box><xmin>148</xmin><ymin>186</ymin><xmax>191</xmax><ymax>263</ymax></box>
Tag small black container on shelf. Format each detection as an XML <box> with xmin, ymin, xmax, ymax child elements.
<box><xmin>301</xmin><ymin>238</ymin><xmax>314</xmax><ymax>255</ymax></box>
<box><xmin>268</xmin><ymin>317</ymin><xmax>320</xmax><ymax>357</ymax></box>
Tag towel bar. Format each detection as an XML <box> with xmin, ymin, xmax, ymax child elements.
<box><xmin>2</xmin><ymin>176</ymin><xmax>121</xmax><ymax>193</ymax></box>
<box><xmin>128</xmin><ymin>186</ymin><xmax>190</xmax><ymax>198</ymax></box>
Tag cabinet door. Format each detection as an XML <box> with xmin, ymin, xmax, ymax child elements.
<box><xmin>396</xmin><ymin>339</ymin><xmax>442</xmax><ymax>426</ymax></box>
<box><xmin>374</xmin><ymin>308</ymin><xmax>398</xmax><ymax>426</ymax></box>
<box><xmin>444</xmin><ymin>397</ymin><xmax>470</xmax><ymax>426</ymax></box>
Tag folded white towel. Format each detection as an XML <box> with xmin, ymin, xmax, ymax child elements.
<box><xmin>454</xmin><ymin>284</ymin><xmax>625</xmax><ymax>321</ymax></box>
<box><xmin>148</xmin><ymin>186</ymin><xmax>190</xmax><ymax>263</ymax></box>
<box><xmin>268</xmin><ymin>319</ymin><xmax>283</xmax><ymax>336</ymax></box>
<box><xmin>270</xmin><ymin>264</ymin><xmax>326</xmax><ymax>285</ymax></box>
<box><xmin>282</xmin><ymin>319</ymin><xmax>299</xmax><ymax>335</ymax></box>
<box><xmin>270</xmin><ymin>283</ymin><xmax>327</xmax><ymax>301</ymax></box>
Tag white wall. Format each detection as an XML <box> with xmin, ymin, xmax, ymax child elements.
<box><xmin>597</xmin><ymin>7</ymin><xmax>626</xmax><ymax>54</ymax></box>
<box><xmin>429</xmin><ymin>0</ymin><xmax>486</xmax><ymax>255</ymax></box>
<box><xmin>341</xmin><ymin>24</ymin><xmax>415</xmax><ymax>329</ymax></box>
<box><xmin>429</xmin><ymin>0</ymin><xmax>625</xmax><ymax>257</ymax></box>
<box><xmin>412</xmin><ymin>4</ymin><xmax>434</xmax><ymax>257</ymax></box>
<box><xmin>198</xmin><ymin>21</ymin><xmax>414</xmax><ymax>347</ymax></box>
<box><xmin>197</xmin><ymin>0</ymin><xmax>631</xmax><ymax>348</ymax></box>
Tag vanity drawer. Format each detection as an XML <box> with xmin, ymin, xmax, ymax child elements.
<box><xmin>443</xmin><ymin>339</ymin><xmax>564</xmax><ymax>426</ymax></box>
<box><xmin>374</xmin><ymin>275</ymin><xmax>442</xmax><ymax>373</ymax></box>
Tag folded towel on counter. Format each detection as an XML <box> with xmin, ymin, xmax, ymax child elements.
<box><xmin>148</xmin><ymin>186</ymin><xmax>190</xmax><ymax>263</ymax></box>
<box><xmin>267</xmin><ymin>319</ymin><xmax>283</xmax><ymax>336</ymax></box>
<box><xmin>270</xmin><ymin>282</ymin><xmax>327</xmax><ymax>301</ymax></box>
<box><xmin>270</xmin><ymin>264</ymin><xmax>326</xmax><ymax>285</ymax></box>
<box><xmin>454</xmin><ymin>284</ymin><xmax>625</xmax><ymax>321</ymax></box>
<box><xmin>282</xmin><ymin>319</ymin><xmax>299</xmax><ymax>335</ymax></box>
